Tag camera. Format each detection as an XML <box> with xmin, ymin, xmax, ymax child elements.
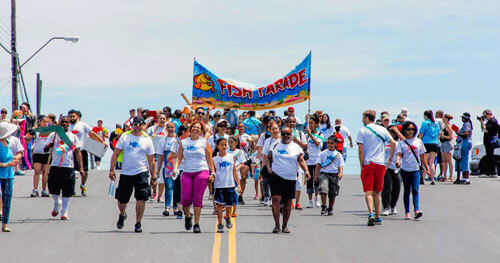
<box><xmin>477</xmin><ymin>116</ymin><xmax>485</xmax><ymax>121</ymax></box>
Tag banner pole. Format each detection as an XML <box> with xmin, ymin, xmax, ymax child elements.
<box><xmin>308</xmin><ymin>50</ymin><xmax>312</xmax><ymax>115</ymax></box>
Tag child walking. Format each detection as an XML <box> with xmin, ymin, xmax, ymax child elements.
<box><xmin>213</xmin><ymin>138</ymin><xmax>241</xmax><ymax>233</ymax></box>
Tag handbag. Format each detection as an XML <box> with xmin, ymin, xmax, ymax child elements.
<box><xmin>403</xmin><ymin>140</ymin><xmax>425</xmax><ymax>174</ymax></box>
<box><xmin>453</xmin><ymin>140</ymin><xmax>463</xmax><ymax>160</ymax></box>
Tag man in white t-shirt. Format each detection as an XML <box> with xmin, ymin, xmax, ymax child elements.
<box><xmin>68</xmin><ymin>109</ymin><xmax>104</xmax><ymax>196</ymax></box>
<box><xmin>357</xmin><ymin>110</ymin><xmax>396</xmax><ymax>226</ymax></box>
<box><xmin>334</xmin><ymin>119</ymin><xmax>353</xmax><ymax>161</ymax></box>
<box><xmin>43</xmin><ymin>116</ymin><xmax>84</xmax><ymax>220</ymax></box>
<box><xmin>109</xmin><ymin>116</ymin><xmax>156</xmax><ymax>233</ymax></box>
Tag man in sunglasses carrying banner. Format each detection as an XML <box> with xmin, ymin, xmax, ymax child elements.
<box><xmin>356</xmin><ymin>110</ymin><xmax>396</xmax><ymax>226</ymax></box>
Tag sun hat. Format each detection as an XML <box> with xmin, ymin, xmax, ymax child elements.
<box><xmin>0</xmin><ymin>122</ymin><xmax>18</xmax><ymax>140</ymax></box>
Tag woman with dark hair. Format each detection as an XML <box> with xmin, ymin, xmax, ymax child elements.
<box><xmin>305</xmin><ymin>115</ymin><xmax>325</xmax><ymax>208</ymax></box>
<box><xmin>173</xmin><ymin>121</ymin><xmax>215</xmax><ymax>233</ymax></box>
<box><xmin>286</xmin><ymin>116</ymin><xmax>307</xmax><ymax>209</ymax></box>
<box><xmin>261</xmin><ymin>123</ymin><xmax>281</xmax><ymax>206</ymax></box>
<box><xmin>266</xmin><ymin>127</ymin><xmax>310</xmax><ymax>233</ymax></box>
<box><xmin>439</xmin><ymin>114</ymin><xmax>454</xmax><ymax>182</ymax></box>
<box><xmin>320</xmin><ymin>114</ymin><xmax>334</xmax><ymax>142</ymax></box>
<box><xmin>418</xmin><ymin>110</ymin><xmax>440</xmax><ymax>185</ymax></box>
<box><xmin>382</xmin><ymin>126</ymin><xmax>401</xmax><ymax>216</ymax></box>
<box><xmin>395</xmin><ymin>121</ymin><xmax>427</xmax><ymax>220</ymax></box>
<box><xmin>454</xmin><ymin>113</ymin><xmax>473</xmax><ymax>184</ymax></box>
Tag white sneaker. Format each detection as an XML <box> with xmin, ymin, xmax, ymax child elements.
<box><xmin>263</xmin><ymin>197</ymin><xmax>269</xmax><ymax>206</ymax></box>
<box><xmin>490</xmin><ymin>174</ymin><xmax>498</xmax><ymax>178</ymax></box>
<box><xmin>307</xmin><ymin>200</ymin><xmax>313</xmax><ymax>208</ymax></box>
<box><xmin>382</xmin><ymin>208</ymin><xmax>390</xmax><ymax>216</ymax></box>
<box><xmin>479</xmin><ymin>174</ymin><xmax>489</xmax><ymax>178</ymax></box>
<box><xmin>314</xmin><ymin>196</ymin><xmax>320</xmax><ymax>207</ymax></box>
<box><xmin>390</xmin><ymin>207</ymin><xmax>398</xmax><ymax>215</ymax></box>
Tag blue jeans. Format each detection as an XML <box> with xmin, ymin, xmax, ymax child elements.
<box><xmin>162</xmin><ymin>170</ymin><xmax>174</xmax><ymax>209</ymax></box>
<box><xmin>400</xmin><ymin>170</ymin><xmax>420</xmax><ymax>214</ymax></box>
<box><xmin>0</xmin><ymin>178</ymin><xmax>14</xmax><ymax>224</ymax></box>
<box><xmin>342</xmin><ymin>148</ymin><xmax>347</xmax><ymax>162</ymax></box>
<box><xmin>456</xmin><ymin>139</ymin><xmax>472</xmax><ymax>172</ymax></box>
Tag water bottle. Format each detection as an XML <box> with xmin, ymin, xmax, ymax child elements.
<box><xmin>255</xmin><ymin>166</ymin><xmax>260</xmax><ymax>179</ymax></box>
<box><xmin>108</xmin><ymin>181</ymin><xmax>115</xmax><ymax>197</ymax></box>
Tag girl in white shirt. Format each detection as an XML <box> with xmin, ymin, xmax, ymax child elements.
<box><xmin>395</xmin><ymin>121</ymin><xmax>427</xmax><ymax>220</ymax></box>
<box><xmin>212</xmin><ymin>138</ymin><xmax>241</xmax><ymax>233</ymax></box>
<box><xmin>227</xmin><ymin>136</ymin><xmax>245</xmax><ymax>216</ymax></box>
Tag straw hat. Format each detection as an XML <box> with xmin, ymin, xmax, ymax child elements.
<box><xmin>0</xmin><ymin>122</ymin><xmax>18</xmax><ymax>140</ymax></box>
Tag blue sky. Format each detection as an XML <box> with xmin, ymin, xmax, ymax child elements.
<box><xmin>1</xmin><ymin>1</ymin><xmax>499</xmax><ymax>172</ymax></box>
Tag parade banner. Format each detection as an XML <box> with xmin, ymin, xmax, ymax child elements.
<box><xmin>192</xmin><ymin>52</ymin><xmax>311</xmax><ymax>110</ymax></box>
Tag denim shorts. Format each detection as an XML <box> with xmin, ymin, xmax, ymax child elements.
<box><xmin>214</xmin><ymin>187</ymin><xmax>238</xmax><ymax>206</ymax></box>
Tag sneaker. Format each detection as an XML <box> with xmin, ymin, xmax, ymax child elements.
<box><xmin>176</xmin><ymin>211</ymin><xmax>183</xmax><ymax>219</ymax></box>
<box><xmin>208</xmin><ymin>194</ymin><xmax>213</xmax><ymax>200</ymax></box>
<box><xmin>14</xmin><ymin>170</ymin><xmax>25</xmax><ymax>176</ymax></box>
<box><xmin>212</xmin><ymin>210</ymin><xmax>217</xmax><ymax>215</ymax></box>
<box><xmin>263</xmin><ymin>197</ymin><xmax>269</xmax><ymax>206</ymax></box>
<box><xmin>375</xmin><ymin>218</ymin><xmax>382</xmax><ymax>225</ymax></box>
<box><xmin>41</xmin><ymin>190</ymin><xmax>49</xmax><ymax>197</ymax></box>
<box><xmin>238</xmin><ymin>195</ymin><xmax>243</xmax><ymax>203</ymax></box>
<box><xmin>479</xmin><ymin>174</ymin><xmax>489</xmax><ymax>178</ymax></box>
<box><xmin>225</xmin><ymin>217</ymin><xmax>233</xmax><ymax>229</ymax></box>
<box><xmin>295</xmin><ymin>204</ymin><xmax>303</xmax><ymax>210</ymax></box>
<box><xmin>390</xmin><ymin>207</ymin><xmax>398</xmax><ymax>215</ymax></box>
<box><xmin>327</xmin><ymin>208</ymin><xmax>333</xmax><ymax>216</ymax></box>
<box><xmin>117</xmin><ymin>213</ymin><xmax>127</xmax><ymax>229</ymax></box>
<box><xmin>30</xmin><ymin>189</ymin><xmax>39</xmax><ymax>198</ymax></box>
<box><xmin>490</xmin><ymin>174</ymin><xmax>498</xmax><ymax>178</ymax></box>
<box><xmin>80</xmin><ymin>185</ymin><xmax>87</xmax><ymax>196</ymax></box>
<box><xmin>307</xmin><ymin>200</ymin><xmax>313</xmax><ymax>208</ymax></box>
<box><xmin>193</xmin><ymin>224</ymin><xmax>201</xmax><ymax>233</ymax></box>
<box><xmin>61</xmin><ymin>216</ymin><xmax>69</xmax><ymax>220</ymax></box>
<box><xmin>134</xmin><ymin>222</ymin><xmax>142</xmax><ymax>233</ymax></box>
<box><xmin>321</xmin><ymin>206</ymin><xmax>327</xmax><ymax>215</ymax></box>
<box><xmin>52</xmin><ymin>199</ymin><xmax>62</xmax><ymax>217</ymax></box>
<box><xmin>314</xmin><ymin>196</ymin><xmax>320</xmax><ymax>207</ymax></box>
<box><xmin>162</xmin><ymin>209</ymin><xmax>170</xmax><ymax>216</ymax></box>
<box><xmin>382</xmin><ymin>208</ymin><xmax>390</xmax><ymax>216</ymax></box>
<box><xmin>405</xmin><ymin>213</ymin><xmax>411</xmax><ymax>220</ymax></box>
<box><xmin>430</xmin><ymin>181</ymin><xmax>435</xmax><ymax>185</ymax></box>
<box><xmin>414</xmin><ymin>211</ymin><xmax>423</xmax><ymax>220</ymax></box>
<box><xmin>462</xmin><ymin>180</ymin><xmax>471</xmax><ymax>185</ymax></box>
<box><xmin>217</xmin><ymin>224</ymin><xmax>224</xmax><ymax>233</ymax></box>
<box><xmin>185</xmin><ymin>216</ymin><xmax>193</xmax><ymax>230</ymax></box>
<box><xmin>367</xmin><ymin>213</ymin><xmax>375</xmax><ymax>226</ymax></box>
<box><xmin>231</xmin><ymin>213</ymin><xmax>237</xmax><ymax>218</ymax></box>
<box><xmin>239</xmin><ymin>198</ymin><xmax>245</xmax><ymax>205</ymax></box>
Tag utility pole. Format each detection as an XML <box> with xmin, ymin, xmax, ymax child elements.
<box><xmin>11</xmin><ymin>0</ymin><xmax>18</xmax><ymax>112</ymax></box>
<box><xmin>36</xmin><ymin>73</ymin><xmax>42</xmax><ymax>117</ymax></box>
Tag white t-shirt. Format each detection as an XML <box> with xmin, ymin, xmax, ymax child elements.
<box><xmin>171</xmin><ymin>138</ymin><xmax>184</xmax><ymax>171</ymax></box>
<box><xmin>147</xmin><ymin>125</ymin><xmax>167</xmax><ymax>154</ymax></box>
<box><xmin>238</xmin><ymin>133</ymin><xmax>252</xmax><ymax>153</ymax></box>
<box><xmin>181</xmin><ymin>137</ymin><xmax>209</xmax><ymax>173</ymax></box>
<box><xmin>69</xmin><ymin>121</ymin><xmax>91</xmax><ymax>149</ymax></box>
<box><xmin>228</xmin><ymin>148</ymin><xmax>246</xmax><ymax>167</ymax></box>
<box><xmin>317</xmin><ymin>149</ymin><xmax>345</xmax><ymax>174</ymax></box>
<box><xmin>45</xmin><ymin>132</ymin><xmax>80</xmax><ymax>168</ymax></box>
<box><xmin>306</xmin><ymin>132</ymin><xmax>324</xmax><ymax>165</ymax></box>
<box><xmin>208</xmin><ymin>134</ymin><xmax>230</xmax><ymax>151</ymax></box>
<box><xmin>320</xmin><ymin>124</ymin><xmax>334</xmax><ymax>140</ymax></box>
<box><xmin>396</xmin><ymin>138</ymin><xmax>426</xmax><ymax>172</ymax></box>
<box><xmin>292</xmin><ymin>128</ymin><xmax>307</xmax><ymax>144</ymax></box>
<box><xmin>115</xmin><ymin>133</ymin><xmax>155</xmax><ymax>175</ymax></box>
<box><xmin>8</xmin><ymin>136</ymin><xmax>24</xmax><ymax>155</ymax></box>
<box><xmin>271</xmin><ymin>142</ymin><xmax>303</xmax><ymax>181</ymax></box>
<box><xmin>356</xmin><ymin>123</ymin><xmax>392</xmax><ymax>165</ymax></box>
<box><xmin>213</xmin><ymin>153</ymin><xmax>236</xmax><ymax>188</ymax></box>
<box><xmin>263</xmin><ymin>137</ymin><xmax>280</xmax><ymax>158</ymax></box>
<box><xmin>256</xmin><ymin>132</ymin><xmax>269</xmax><ymax>148</ymax></box>
<box><xmin>338</xmin><ymin>125</ymin><xmax>351</xmax><ymax>147</ymax></box>
<box><xmin>33</xmin><ymin>132</ymin><xmax>50</xmax><ymax>154</ymax></box>
<box><xmin>384</xmin><ymin>140</ymin><xmax>397</xmax><ymax>170</ymax></box>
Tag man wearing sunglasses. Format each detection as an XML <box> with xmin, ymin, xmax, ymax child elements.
<box><xmin>357</xmin><ymin>110</ymin><xmax>396</xmax><ymax>226</ymax></box>
<box><xmin>0</xmin><ymin>109</ymin><xmax>7</xmax><ymax>122</ymax></box>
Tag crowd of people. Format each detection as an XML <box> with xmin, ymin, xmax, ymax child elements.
<box><xmin>0</xmin><ymin>103</ymin><xmax>499</xmax><ymax>233</ymax></box>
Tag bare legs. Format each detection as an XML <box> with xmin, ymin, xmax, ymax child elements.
<box><xmin>365</xmin><ymin>191</ymin><xmax>381</xmax><ymax>218</ymax></box>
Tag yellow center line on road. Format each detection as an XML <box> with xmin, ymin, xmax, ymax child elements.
<box><xmin>228</xmin><ymin>217</ymin><xmax>237</xmax><ymax>263</ymax></box>
<box><xmin>211</xmin><ymin>223</ymin><xmax>222</xmax><ymax>263</ymax></box>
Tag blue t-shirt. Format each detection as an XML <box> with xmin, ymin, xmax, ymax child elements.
<box><xmin>0</xmin><ymin>141</ymin><xmax>14</xmax><ymax>179</ymax></box>
<box><xmin>242</xmin><ymin>117</ymin><xmax>261</xmax><ymax>135</ymax></box>
<box><xmin>419</xmin><ymin>120</ymin><xmax>440</xmax><ymax>144</ymax></box>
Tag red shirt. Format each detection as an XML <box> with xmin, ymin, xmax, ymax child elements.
<box><xmin>335</xmin><ymin>133</ymin><xmax>344</xmax><ymax>152</ymax></box>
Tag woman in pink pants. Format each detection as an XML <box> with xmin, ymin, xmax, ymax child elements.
<box><xmin>173</xmin><ymin>121</ymin><xmax>215</xmax><ymax>233</ymax></box>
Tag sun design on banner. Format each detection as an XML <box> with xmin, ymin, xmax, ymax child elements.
<box><xmin>193</xmin><ymin>73</ymin><xmax>215</xmax><ymax>92</ymax></box>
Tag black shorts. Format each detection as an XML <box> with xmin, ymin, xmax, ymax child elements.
<box><xmin>48</xmin><ymin>166</ymin><xmax>75</xmax><ymax>197</ymax></box>
<box><xmin>424</xmin><ymin>144</ymin><xmax>438</xmax><ymax>153</ymax></box>
<box><xmin>115</xmin><ymin>171</ymin><xmax>151</xmax><ymax>204</ymax></box>
<box><xmin>436</xmin><ymin>146</ymin><xmax>443</xmax><ymax>163</ymax></box>
<box><xmin>269</xmin><ymin>173</ymin><xmax>296</xmax><ymax>201</ymax></box>
<box><xmin>73</xmin><ymin>150</ymin><xmax>89</xmax><ymax>172</ymax></box>
<box><xmin>32</xmin><ymin>153</ymin><xmax>49</xmax><ymax>164</ymax></box>
<box><xmin>94</xmin><ymin>156</ymin><xmax>101</xmax><ymax>162</ymax></box>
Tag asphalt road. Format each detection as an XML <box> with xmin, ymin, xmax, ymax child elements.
<box><xmin>1</xmin><ymin>169</ymin><xmax>500</xmax><ymax>263</ymax></box>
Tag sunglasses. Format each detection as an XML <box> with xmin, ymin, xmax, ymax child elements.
<box><xmin>406</xmin><ymin>128</ymin><xmax>416</xmax><ymax>131</ymax></box>
<box><xmin>196</xmin><ymin>112</ymin><xmax>205</xmax><ymax>115</ymax></box>
<box><xmin>1</xmin><ymin>112</ymin><xmax>6</xmax><ymax>114</ymax></box>
<box><xmin>133</xmin><ymin>122</ymin><xmax>143</xmax><ymax>126</ymax></box>
<box><xmin>281</xmin><ymin>132</ymin><xmax>291</xmax><ymax>136</ymax></box>
<box><xmin>60</xmin><ymin>121</ymin><xmax>69</xmax><ymax>124</ymax></box>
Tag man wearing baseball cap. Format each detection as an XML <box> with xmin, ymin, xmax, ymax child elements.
<box><xmin>286</xmin><ymin>107</ymin><xmax>302</xmax><ymax>125</ymax></box>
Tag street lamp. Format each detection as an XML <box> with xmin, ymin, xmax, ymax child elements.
<box><xmin>20</xmin><ymin>35</ymin><xmax>79</xmax><ymax>68</ymax></box>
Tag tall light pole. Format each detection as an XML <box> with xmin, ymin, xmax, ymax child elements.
<box><xmin>11</xmin><ymin>0</ymin><xmax>18</xmax><ymax>112</ymax></box>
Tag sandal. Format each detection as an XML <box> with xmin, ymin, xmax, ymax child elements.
<box><xmin>272</xmin><ymin>226</ymin><xmax>281</xmax><ymax>233</ymax></box>
<box><xmin>282</xmin><ymin>227</ymin><xmax>291</xmax><ymax>233</ymax></box>
<box><xmin>2</xmin><ymin>226</ymin><xmax>11</xmax><ymax>232</ymax></box>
